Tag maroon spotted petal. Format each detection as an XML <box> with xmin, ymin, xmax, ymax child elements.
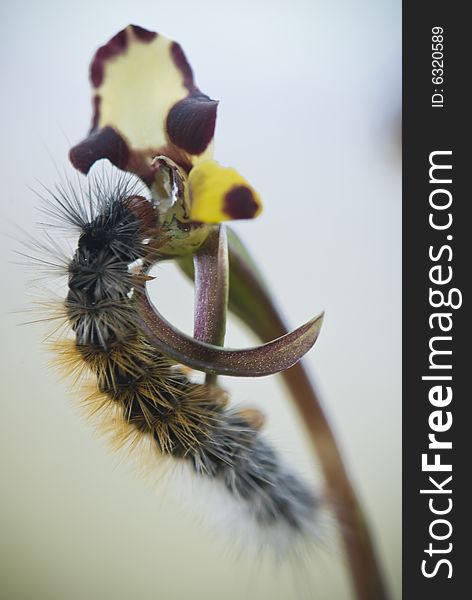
<box><xmin>70</xmin><ymin>25</ymin><xmax>217</xmax><ymax>181</ymax></box>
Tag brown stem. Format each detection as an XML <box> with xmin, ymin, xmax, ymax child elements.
<box><xmin>239</xmin><ymin>291</ymin><xmax>388</xmax><ymax>598</ymax></box>
<box><xmin>178</xmin><ymin>230</ymin><xmax>390</xmax><ymax>599</ymax></box>
<box><xmin>193</xmin><ymin>225</ymin><xmax>229</xmax><ymax>384</ymax></box>
<box><xmin>241</xmin><ymin>303</ymin><xmax>388</xmax><ymax>598</ymax></box>
<box><xmin>228</xmin><ymin>234</ymin><xmax>388</xmax><ymax>599</ymax></box>
<box><xmin>225</xmin><ymin>236</ymin><xmax>388</xmax><ymax>599</ymax></box>
<box><xmin>283</xmin><ymin>362</ymin><xmax>389</xmax><ymax>600</ymax></box>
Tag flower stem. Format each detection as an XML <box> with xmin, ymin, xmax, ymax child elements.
<box><xmin>282</xmin><ymin>362</ymin><xmax>389</xmax><ymax>600</ymax></box>
<box><xmin>193</xmin><ymin>224</ymin><xmax>229</xmax><ymax>383</ymax></box>
<box><xmin>226</xmin><ymin>238</ymin><xmax>389</xmax><ymax>599</ymax></box>
<box><xmin>178</xmin><ymin>230</ymin><xmax>389</xmax><ymax>599</ymax></box>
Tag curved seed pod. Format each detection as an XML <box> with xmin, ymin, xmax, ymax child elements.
<box><xmin>137</xmin><ymin>288</ymin><xmax>324</xmax><ymax>377</ymax></box>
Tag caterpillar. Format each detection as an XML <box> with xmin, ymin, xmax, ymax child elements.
<box><xmin>35</xmin><ymin>169</ymin><xmax>321</xmax><ymax>553</ymax></box>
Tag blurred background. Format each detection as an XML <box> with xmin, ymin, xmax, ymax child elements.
<box><xmin>0</xmin><ymin>0</ymin><xmax>400</xmax><ymax>598</ymax></box>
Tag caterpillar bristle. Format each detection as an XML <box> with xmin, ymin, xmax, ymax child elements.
<box><xmin>30</xmin><ymin>167</ymin><xmax>322</xmax><ymax>555</ymax></box>
<box><xmin>49</xmin><ymin>338</ymin><xmax>88</xmax><ymax>382</ymax></box>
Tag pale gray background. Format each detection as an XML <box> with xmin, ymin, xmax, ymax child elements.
<box><xmin>1</xmin><ymin>0</ymin><xmax>401</xmax><ymax>598</ymax></box>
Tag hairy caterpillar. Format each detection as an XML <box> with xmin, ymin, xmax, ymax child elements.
<box><xmin>34</xmin><ymin>169</ymin><xmax>321</xmax><ymax>552</ymax></box>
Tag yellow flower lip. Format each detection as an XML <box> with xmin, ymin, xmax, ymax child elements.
<box><xmin>70</xmin><ymin>25</ymin><xmax>263</xmax><ymax>225</ymax></box>
<box><xmin>189</xmin><ymin>160</ymin><xmax>263</xmax><ymax>223</ymax></box>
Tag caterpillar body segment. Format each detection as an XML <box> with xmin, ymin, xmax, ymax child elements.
<box><xmin>42</xmin><ymin>173</ymin><xmax>320</xmax><ymax>547</ymax></box>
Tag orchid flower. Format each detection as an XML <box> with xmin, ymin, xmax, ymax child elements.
<box><xmin>69</xmin><ymin>24</ymin><xmax>323</xmax><ymax>376</ymax></box>
<box><xmin>69</xmin><ymin>25</ymin><xmax>388</xmax><ymax>600</ymax></box>
<box><xmin>70</xmin><ymin>25</ymin><xmax>261</xmax><ymax>226</ymax></box>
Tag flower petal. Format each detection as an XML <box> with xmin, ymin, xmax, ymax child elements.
<box><xmin>189</xmin><ymin>160</ymin><xmax>263</xmax><ymax>223</ymax></box>
<box><xmin>70</xmin><ymin>25</ymin><xmax>217</xmax><ymax>182</ymax></box>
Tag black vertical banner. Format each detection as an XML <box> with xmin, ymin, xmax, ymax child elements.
<box><xmin>403</xmin><ymin>3</ymin><xmax>468</xmax><ymax>598</ymax></box>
